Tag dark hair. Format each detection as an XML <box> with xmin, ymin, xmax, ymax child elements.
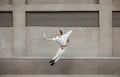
<box><xmin>59</xmin><ymin>30</ymin><xmax>69</xmax><ymax>43</ymax></box>
<box><xmin>59</xmin><ymin>30</ymin><xmax>63</xmax><ymax>35</ymax></box>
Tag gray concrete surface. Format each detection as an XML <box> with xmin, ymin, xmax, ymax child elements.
<box><xmin>0</xmin><ymin>28</ymin><xmax>13</xmax><ymax>57</ymax></box>
<box><xmin>0</xmin><ymin>12</ymin><xmax>12</xmax><ymax>27</ymax></box>
<box><xmin>0</xmin><ymin>59</ymin><xmax>120</xmax><ymax>74</ymax></box>
<box><xmin>113</xmin><ymin>28</ymin><xmax>120</xmax><ymax>57</ymax></box>
<box><xmin>0</xmin><ymin>75</ymin><xmax>120</xmax><ymax>77</ymax></box>
<box><xmin>0</xmin><ymin>1</ymin><xmax>120</xmax><ymax>76</ymax></box>
<box><xmin>0</xmin><ymin>0</ymin><xmax>12</xmax><ymax>5</ymax></box>
<box><xmin>26</xmin><ymin>27</ymin><xmax>99</xmax><ymax>58</ymax></box>
<box><xmin>99</xmin><ymin>0</ymin><xmax>112</xmax><ymax>57</ymax></box>
<box><xmin>26</xmin><ymin>0</ymin><xmax>99</xmax><ymax>4</ymax></box>
<box><xmin>26</xmin><ymin>11</ymin><xmax>99</xmax><ymax>27</ymax></box>
<box><xmin>13</xmin><ymin>0</ymin><xmax>26</xmax><ymax>56</ymax></box>
<box><xmin>0</xmin><ymin>0</ymin><xmax>120</xmax><ymax>57</ymax></box>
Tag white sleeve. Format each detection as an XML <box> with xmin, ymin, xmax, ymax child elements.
<box><xmin>67</xmin><ymin>30</ymin><xmax>72</xmax><ymax>35</ymax></box>
<box><xmin>64</xmin><ymin>30</ymin><xmax>73</xmax><ymax>37</ymax></box>
<box><xmin>52</xmin><ymin>37</ymin><xmax>57</xmax><ymax>41</ymax></box>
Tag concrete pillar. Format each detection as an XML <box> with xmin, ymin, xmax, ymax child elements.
<box><xmin>13</xmin><ymin>0</ymin><xmax>26</xmax><ymax>56</ymax></box>
<box><xmin>99</xmin><ymin>0</ymin><xmax>112</xmax><ymax>4</ymax></box>
<box><xmin>99</xmin><ymin>0</ymin><xmax>112</xmax><ymax>56</ymax></box>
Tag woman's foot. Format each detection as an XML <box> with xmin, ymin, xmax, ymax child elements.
<box><xmin>49</xmin><ymin>60</ymin><xmax>54</xmax><ymax>63</ymax></box>
<box><xmin>50</xmin><ymin>62</ymin><xmax>55</xmax><ymax>66</ymax></box>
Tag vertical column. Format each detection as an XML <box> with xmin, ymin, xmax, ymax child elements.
<box><xmin>99</xmin><ymin>0</ymin><xmax>112</xmax><ymax>56</ymax></box>
<box><xmin>13</xmin><ymin>0</ymin><xmax>26</xmax><ymax>56</ymax></box>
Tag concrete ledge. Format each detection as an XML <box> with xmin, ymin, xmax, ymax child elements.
<box><xmin>26</xmin><ymin>4</ymin><xmax>99</xmax><ymax>11</ymax></box>
<box><xmin>0</xmin><ymin>59</ymin><xmax>120</xmax><ymax>74</ymax></box>
<box><xmin>0</xmin><ymin>75</ymin><xmax>120</xmax><ymax>77</ymax></box>
<box><xmin>1</xmin><ymin>57</ymin><xmax>120</xmax><ymax>60</ymax></box>
<box><xmin>0</xmin><ymin>5</ymin><xmax>12</xmax><ymax>11</ymax></box>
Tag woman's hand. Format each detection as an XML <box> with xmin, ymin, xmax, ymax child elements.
<box><xmin>43</xmin><ymin>32</ymin><xmax>47</xmax><ymax>40</ymax></box>
<box><xmin>43</xmin><ymin>32</ymin><xmax>53</xmax><ymax>41</ymax></box>
<box><xmin>73</xmin><ymin>27</ymin><xmax>78</xmax><ymax>31</ymax></box>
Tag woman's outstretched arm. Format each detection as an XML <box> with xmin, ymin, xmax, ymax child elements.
<box><xmin>43</xmin><ymin>32</ymin><xmax>53</xmax><ymax>41</ymax></box>
<box><xmin>72</xmin><ymin>27</ymin><xmax>78</xmax><ymax>31</ymax></box>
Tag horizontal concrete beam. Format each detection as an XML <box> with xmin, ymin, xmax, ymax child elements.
<box><xmin>25</xmin><ymin>4</ymin><xmax>99</xmax><ymax>11</ymax></box>
<box><xmin>0</xmin><ymin>4</ymin><xmax>120</xmax><ymax>11</ymax></box>
<box><xmin>112</xmin><ymin>5</ymin><xmax>120</xmax><ymax>11</ymax></box>
<box><xmin>1</xmin><ymin>57</ymin><xmax>120</xmax><ymax>60</ymax></box>
<box><xmin>0</xmin><ymin>59</ymin><xmax>120</xmax><ymax>74</ymax></box>
<box><xmin>0</xmin><ymin>75</ymin><xmax>120</xmax><ymax>77</ymax></box>
<box><xmin>0</xmin><ymin>5</ymin><xmax>12</xmax><ymax>11</ymax></box>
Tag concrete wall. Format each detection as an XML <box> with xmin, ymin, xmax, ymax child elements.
<box><xmin>0</xmin><ymin>0</ymin><xmax>120</xmax><ymax>76</ymax></box>
<box><xmin>113</xmin><ymin>0</ymin><xmax>120</xmax><ymax>5</ymax></box>
<box><xmin>112</xmin><ymin>0</ymin><xmax>120</xmax><ymax>57</ymax></box>
<box><xmin>0</xmin><ymin>28</ymin><xmax>13</xmax><ymax>57</ymax></box>
<box><xmin>26</xmin><ymin>0</ymin><xmax>99</xmax><ymax>4</ymax></box>
<box><xmin>1</xmin><ymin>75</ymin><xmax>120</xmax><ymax>77</ymax></box>
<box><xmin>0</xmin><ymin>0</ymin><xmax>12</xmax><ymax>5</ymax></box>
<box><xmin>0</xmin><ymin>59</ymin><xmax>120</xmax><ymax>74</ymax></box>
<box><xmin>113</xmin><ymin>28</ymin><xmax>120</xmax><ymax>57</ymax></box>
<box><xmin>26</xmin><ymin>27</ymin><xmax>99</xmax><ymax>58</ymax></box>
<box><xmin>0</xmin><ymin>0</ymin><xmax>119</xmax><ymax>58</ymax></box>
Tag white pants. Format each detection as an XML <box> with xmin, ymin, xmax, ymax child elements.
<box><xmin>52</xmin><ymin>47</ymin><xmax>66</xmax><ymax>62</ymax></box>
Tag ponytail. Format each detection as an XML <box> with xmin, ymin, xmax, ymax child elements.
<box><xmin>67</xmin><ymin>39</ymin><xmax>69</xmax><ymax>43</ymax></box>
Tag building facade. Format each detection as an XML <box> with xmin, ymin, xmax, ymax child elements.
<box><xmin>1</xmin><ymin>0</ymin><xmax>120</xmax><ymax>75</ymax></box>
<box><xmin>0</xmin><ymin>0</ymin><xmax>120</xmax><ymax>59</ymax></box>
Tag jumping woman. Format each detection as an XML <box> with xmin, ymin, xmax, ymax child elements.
<box><xmin>44</xmin><ymin>28</ymin><xmax>77</xmax><ymax>66</ymax></box>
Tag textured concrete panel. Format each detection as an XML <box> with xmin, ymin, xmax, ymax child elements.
<box><xmin>113</xmin><ymin>0</ymin><xmax>120</xmax><ymax>5</ymax></box>
<box><xmin>27</xmin><ymin>0</ymin><xmax>99</xmax><ymax>4</ymax></box>
<box><xmin>13</xmin><ymin>0</ymin><xmax>26</xmax><ymax>56</ymax></box>
<box><xmin>113</xmin><ymin>28</ymin><xmax>120</xmax><ymax>57</ymax></box>
<box><xmin>0</xmin><ymin>0</ymin><xmax>12</xmax><ymax>5</ymax></box>
<box><xmin>0</xmin><ymin>28</ymin><xmax>13</xmax><ymax>57</ymax></box>
<box><xmin>113</xmin><ymin>12</ymin><xmax>120</xmax><ymax>27</ymax></box>
<box><xmin>99</xmin><ymin>3</ymin><xmax>112</xmax><ymax>57</ymax></box>
<box><xmin>26</xmin><ymin>12</ymin><xmax>99</xmax><ymax>27</ymax></box>
<box><xmin>26</xmin><ymin>4</ymin><xmax>99</xmax><ymax>11</ymax></box>
<box><xmin>0</xmin><ymin>59</ymin><xmax>120</xmax><ymax>74</ymax></box>
<box><xmin>0</xmin><ymin>12</ymin><xmax>12</xmax><ymax>27</ymax></box>
<box><xmin>26</xmin><ymin>27</ymin><xmax>99</xmax><ymax>58</ymax></box>
<box><xmin>0</xmin><ymin>75</ymin><xmax>120</xmax><ymax>77</ymax></box>
<box><xmin>100</xmin><ymin>0</ymin><xmax>112</xmax><ymax>4</ymax></box>
<box><xmin>0</xmin><ymin>0</ymin><xmax>119</xmax><ymax>59</ymax></box>
<box><xmin>112</xmin><ymin>1</ymin><xmax>120</xmax><ymax>11</ymax></box>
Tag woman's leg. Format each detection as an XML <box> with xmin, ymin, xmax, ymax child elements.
<box><xmin>54</xmin><ymin>48</ymin><xmax>66</xmax><ymax>63</ymax></box>
<box><xmin>52</xmin><ymin>48</ymin><xmax>62</xmax><ymax>60</ymax></box>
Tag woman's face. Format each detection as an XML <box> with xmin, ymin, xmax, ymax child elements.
<box><xmin>57</xmin><ymin>30</ymin><xmax>61</xmax><ymax>36</ymax></box>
